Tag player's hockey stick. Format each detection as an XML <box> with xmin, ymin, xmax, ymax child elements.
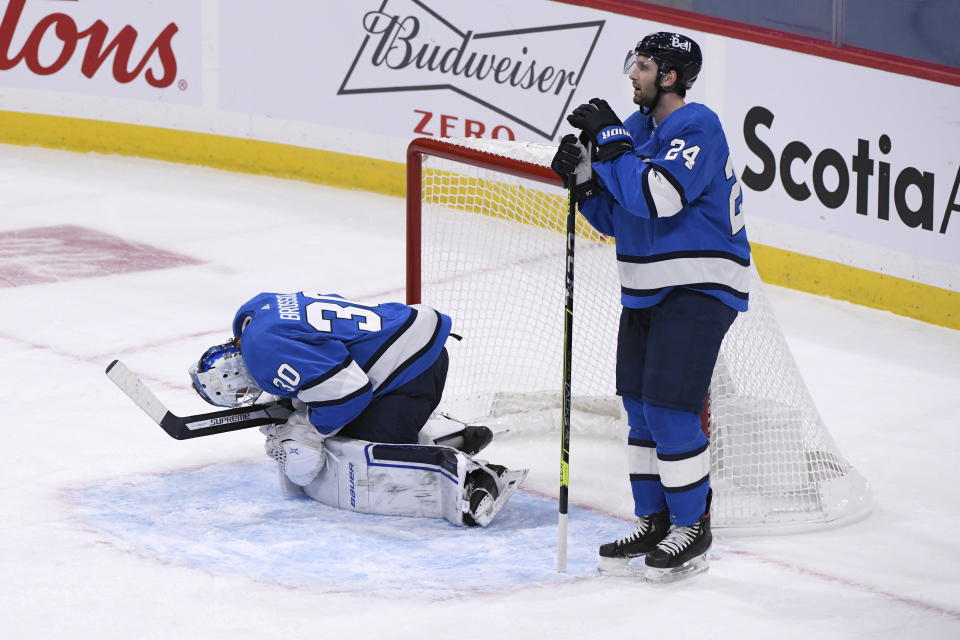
<box><xmin>557</xmin><ymin>173</ymin><xmax>578</xmax><ymax>573</ymax></box>
<box><xmin>105</xmin><ymin>360</ymin><xmax>292</xmax><ymax>440</ymax></box>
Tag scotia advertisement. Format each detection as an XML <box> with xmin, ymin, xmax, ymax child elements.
<box><xmin>720</xmin><ymin>40</ymin><xmax>960</xmax><ymax>275</ymax></box>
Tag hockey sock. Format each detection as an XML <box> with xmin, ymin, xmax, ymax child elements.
<box><xmin>643</xmin><ymin>402</ymin><xmax>710</xmax><ymax>526</ymax></box>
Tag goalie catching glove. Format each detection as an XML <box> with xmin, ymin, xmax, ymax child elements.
<box><xmin>261</xmin><ymin>417</ymin><xmax>328</xmax><ymax>487</ymax></box>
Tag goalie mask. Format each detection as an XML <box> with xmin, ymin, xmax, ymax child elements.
<box><xmin>189</xmin><ymin>338</ymin><xmax>263</xmax><ymax>408</ymax></box>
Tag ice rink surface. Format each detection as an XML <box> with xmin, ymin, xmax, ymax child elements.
<box><xmin>1</xmin><ymin>145</ymin><xmax>958</xmax><ymax>639</ymax></box>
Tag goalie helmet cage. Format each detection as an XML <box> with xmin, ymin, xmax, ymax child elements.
<box><xmin>406</xmin><ymin>136</ymin><xmax>872</xmax><ymax>534</ymax></box>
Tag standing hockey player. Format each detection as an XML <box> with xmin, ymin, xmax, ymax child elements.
<box><xmin>189</xmin><ymin>291</ymin><xmax>526</xmax><ymax>527</ymax></box>
<box><xmin>551</xmin><ymin>32</ymin><xmax>749</xmax><ymax>580</ymax></box>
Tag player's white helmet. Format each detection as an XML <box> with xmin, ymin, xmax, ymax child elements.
<box><xmin>189</xmin><ymin>338</ymin><xmax>262</xmax><ymax>408</ymax></box>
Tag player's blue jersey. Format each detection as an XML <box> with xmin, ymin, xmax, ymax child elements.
<box><xmin>579</xmin><ymin>102</ymin><xmax>750</xmax><ymax>311</ymax></box>
<box><xmin>232</xmin><ymin>292</ymin><xmax>452</xmax><ymax>436</ymax></box>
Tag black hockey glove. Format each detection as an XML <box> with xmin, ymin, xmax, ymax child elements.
<box><xmin>566</xmin><ymin>98</ymin><xmax>633</xmax><ymax>163</ymax></box>
<box><xmin>550</xmin><ymin>134</ymin><xmax>599</xmax><ymax>201</ymax></box>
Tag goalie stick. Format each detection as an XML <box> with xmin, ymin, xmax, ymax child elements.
<box><xmin>105</xmin><ymin>359</ymin><xmax>292</xmax><ymax>439</ymax></box>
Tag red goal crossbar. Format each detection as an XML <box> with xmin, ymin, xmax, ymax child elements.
<box><xmin>405</xmin><ymin>137</ymin><xmax>563</xmax><ymax>305</ymax></box>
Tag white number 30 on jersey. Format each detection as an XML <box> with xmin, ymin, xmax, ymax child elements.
<box><xmin>299</xmin><ymin>293</ymin><xmax>383</xmax><ymax>333</ymax></box>
<box><xmin>665</xmin><ymin>138</ymin><xmax>700</xmax><ymax>170</ymax></box>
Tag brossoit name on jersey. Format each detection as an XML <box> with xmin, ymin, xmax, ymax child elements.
<box><xmin>276</xmin><ymin>293</ymin><xmax>301</xmax><ymax>320</ymax></box>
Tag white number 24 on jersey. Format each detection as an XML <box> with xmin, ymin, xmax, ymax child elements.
<box><xmin>664</xmin><ymin>138</ymin><xmax>700</xmax><ymax>170</ymax></box>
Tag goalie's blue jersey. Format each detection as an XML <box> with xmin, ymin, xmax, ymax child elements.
<box><xmin>232</xmin><ymin>292</ymin><xmax>452</xmax><ymax>436</ymax></box>
<box><xmin>580</xmin><ymin>102</ymin><xmax>750</xmax><ymax>311</ymax></box>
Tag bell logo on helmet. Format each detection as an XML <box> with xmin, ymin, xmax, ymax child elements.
<box><xmin>670</xmin><ymin>35</ymin><xmax>692</xmax><ymax>52</ymax></box>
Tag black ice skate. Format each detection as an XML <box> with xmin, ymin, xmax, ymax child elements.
<box><xmin>462</xmin><ymin>463</ymin><xmax>527</xmax><ymax>527</ymax></box>
<box><xmin>456</xmin><ymin>424</ymin><xmax>494</xmax><ymax>456</ymax></box>
<box><xmin>597</xmin><ymin>510</ymin><xmax>670</xmax><ymax>576</ymax></box>
<box><xmin>644</xmin><ymin>495</ymin><xmax>713</xmax><ymax>583</ymax></box>
<box><xmin>426</xmin><ymin>413</ymin><xmax>494</xmax><ymax>455</ymax></box>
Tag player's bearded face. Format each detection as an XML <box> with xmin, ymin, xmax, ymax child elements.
<box><xmin>627</xmin><ymin>55</ymin><xmax>658</xmax><ymax>108</ymax></box>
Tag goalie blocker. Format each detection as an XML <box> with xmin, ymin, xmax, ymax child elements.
<box><xmin>290</xmin><ymin>436</ymin><xmax>528</xmax><ymax>527</ymax></box>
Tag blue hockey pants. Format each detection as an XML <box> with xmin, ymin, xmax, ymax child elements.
<box><xmin>616</xmin><ymin>289</ymin><xmax>738</xmax><ymax>526</ymax></box>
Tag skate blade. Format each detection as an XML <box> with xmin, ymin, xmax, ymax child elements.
<box><xmin>644</xmin><ymin>553</ymin><xmax>709</xmax><ymax>583</ymax></box>
<box><xmin>597</xmin><ymin>556</ymin><xmax>647</xmax><ymax>578</ymax></box>
<box><xmin>472</xmin><ymin>468</ymin><xmax>528</xmax><ymax>526</ymax></box>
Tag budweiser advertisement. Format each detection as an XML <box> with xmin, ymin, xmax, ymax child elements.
<box><xmin>219</xmin><ymin>0</ymin><xmax>608</xmax><ymax>142</ymax></box>
<box><xmin>0</xmin><ymin>0</ymin><xmax>199</xmax><ymax>102</ymax></box>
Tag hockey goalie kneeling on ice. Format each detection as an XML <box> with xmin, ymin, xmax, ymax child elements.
<box><xmin>189</xmin><ymin>290</ymin><xmax>527</xmax><ymax>527</ymax></box>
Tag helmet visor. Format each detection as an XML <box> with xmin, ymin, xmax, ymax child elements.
<box><xmin>623</xmin><ymin>50</ymin><xmax>655</xmax><ymax>75</ymax></box>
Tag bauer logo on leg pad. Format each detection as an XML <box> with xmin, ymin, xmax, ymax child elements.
<box><xmin>349</xmin><ymin>462</ymin><xmax>356</xmax><ymax>507</ymax></box>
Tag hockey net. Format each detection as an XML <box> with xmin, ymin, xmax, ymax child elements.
<box><xmin>406</xmin><ymin>136</ymin><xmax>871</xmax><ymax>533</ymax></box>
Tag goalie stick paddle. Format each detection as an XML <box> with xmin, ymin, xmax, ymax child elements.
<box><xmin>104</xmin><ymin>360</ymin><xmax>292</xmax><ymax>440</ymax></box>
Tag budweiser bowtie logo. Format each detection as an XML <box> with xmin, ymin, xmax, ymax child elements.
<box><xmin>0</xmin><ymin>0</ymin><xmax>178</xmax><ymax>87</ymax></box>
<box><xmin>339</xmin><ymin>0</ymin><xmax>604</xmax><ymax>139</ymax></box>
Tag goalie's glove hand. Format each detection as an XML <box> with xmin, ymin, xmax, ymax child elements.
<box><xmin>260</xmin><ymin>421</ymin><xmax>327</xmax><ymax>487</ymax></box>
<box><xmin>550</xmin><ymin>134</ymin><xmax>599</xmax><ymax>201</ymax></box>
<box><xmin>566</xmin><ymin>98</ymin><xmax>633</xmax><ymax>163</ymax></box>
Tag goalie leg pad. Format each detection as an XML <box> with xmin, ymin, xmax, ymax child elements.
<box><xmin>302</xmin><ymin>437</ymin><xmax>526</xmax><ymax>526</ymax></box>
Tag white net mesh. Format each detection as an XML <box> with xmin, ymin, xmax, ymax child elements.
<box><xmin>412</xmin><ymin>137</ymin><xmax>871</xmax><ymax>533</ymax></box>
